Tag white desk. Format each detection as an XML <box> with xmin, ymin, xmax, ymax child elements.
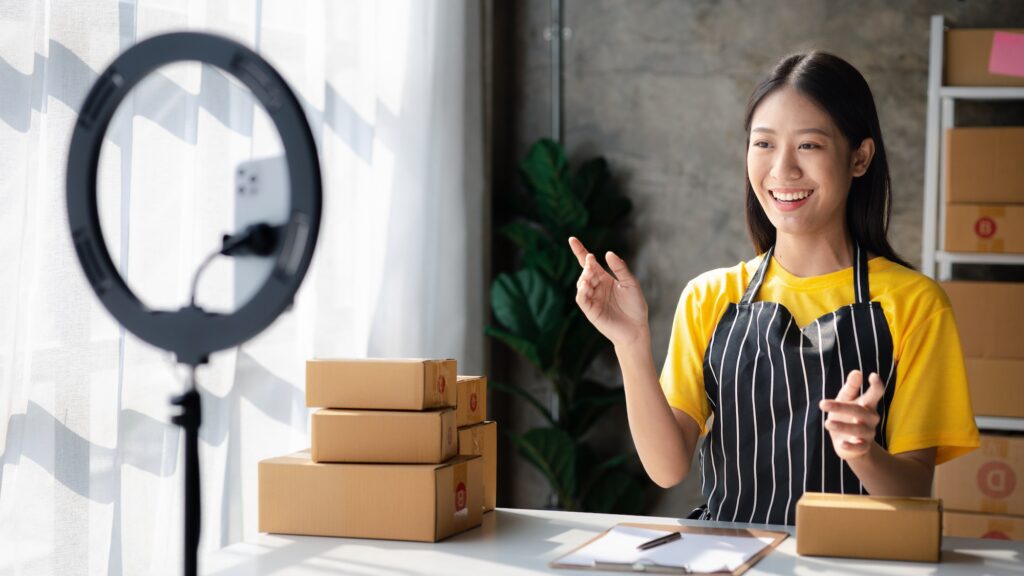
<box><xmin>203</xmin><ymin>508</ymin><xmax>1023</xmax><ymax>575</ymax></box>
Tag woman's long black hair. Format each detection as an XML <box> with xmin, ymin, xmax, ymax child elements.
<box><xmin>744</xmin><ymin>51</ymin><xmax>912</xmax><ymax>269</ymax></box>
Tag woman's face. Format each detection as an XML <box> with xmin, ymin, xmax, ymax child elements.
<box><xmin>746</xmin><ymin>86</ymin><xmax>872</xmax><ymax>240</ymax></box>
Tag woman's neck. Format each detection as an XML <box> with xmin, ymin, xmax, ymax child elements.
<box><xmin>773</xmin><ymin>228</ymin><xmax>854</xmax><ymax>278</ymax></box>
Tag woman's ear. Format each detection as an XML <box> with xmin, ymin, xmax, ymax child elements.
<box><xmin>851</xmin><ymin>137</ymin><xmax>875</xmax><ymax>177</ymax></box>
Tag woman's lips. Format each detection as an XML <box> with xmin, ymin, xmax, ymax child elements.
<box><xmin>770</xmin><ymin>188</ymin><xmax>814</xmax><ymax>212</ymax></box>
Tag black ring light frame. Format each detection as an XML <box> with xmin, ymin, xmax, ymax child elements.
<box><xmin>67</xmin><ymin>31</ymin><xmax>321</xmax><ymax>368</ymax></box>
<box><xmin>66</xmin><ymin>32</ymin><xmax>321</xmax><ymax>576</ymax></box>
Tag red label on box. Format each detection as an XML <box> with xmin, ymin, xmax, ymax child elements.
<box><xmin>469</xmin><ymin>392</ymin><xmax>478</xmax><ymax>413</ymax></box>
<box><xmin>982</xmin><ymin>530</ymin><xmax>1011</xmax><ymax>540</ymax></box>
<box><xmin>437</xmin><ymin>374</ymin><xmax>446</xmax><ymax>394</ymax></box>
<box><xmin>977</xmin><ymin>461</ymin><xmax>1016</xmax><ymax>498</ymax></box>
<box><xmin>975</xmin><ymin>217</ymin><xmax>998</xmax><ymax>239</ymax></box>
<box><xmin>455</xmin><ymin>481</ymin><xmax>467</xmax><ymax>512</ymax></box>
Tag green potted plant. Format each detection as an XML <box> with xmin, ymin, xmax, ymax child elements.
<box><xmin>488</xmin><ymin>138</ymin><xmax>646</xmax><ymax>513</ymax></box>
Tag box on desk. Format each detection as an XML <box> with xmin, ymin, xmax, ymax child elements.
<box><xmin>259</xmin><ymin>451</ymin><xmax>482</xmax><ymax>542</ymax></box>
<box><xmin>942</xmin><ymin>281</ymin><xmax>1024</xmax><ymax>358</ymax></box>
<box><xmin>306</xmin><ymin>358</ymin><xmax>456</xmax><ymax>410</ymax></box>
<box><xmin>458</xmin><ymin>421</ymin><xmax>497</xmax><ymax>512</ymax></box>
<box><xmin>456</xmin><ymin>375</ymin><xmax>487</xmax><ymax>427</ymax></box>
<box><xmin>311</xmin><ymin>408</ymin><xmax>457</xmax><ymax>464</ymax></box>
<box><xmin>945</xmin><ymin>205</ymin><xmax>1024</xmax><ymax>254</ymax></box>
<box><xmin>795</xmin><ymin>493</ymin><xmax>941</xmax><ymax>562</ymax></box>
<box><xmin>965</xmin><ymin>358</ymin><xmax>1024</xmax><ymax>419</ymax></box>
<box><xmin>934</xmin><ymin>434</ymin><xmax>1024</xmax><ymax>516</ymax></box>
<box><xmin>945</xmin><ymin>511</ymin><xmax>1024</xmax><ymax>541</ymax></box>
<box><xmin>945</xmin><ymin>128</ymin><xmax>1024</xmax><ymax>204</ymax></box>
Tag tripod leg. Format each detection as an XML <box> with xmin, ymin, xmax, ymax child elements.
<box><xmin>172</xmin><ymin>383</ymin><xmax>202</xmax><ymax>576</ymax></box>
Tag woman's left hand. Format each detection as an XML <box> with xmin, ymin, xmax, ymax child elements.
<box><xmin>819</xmin><ymin>370</ymin><xmax>884</xmax><ymax>461</ymax></box>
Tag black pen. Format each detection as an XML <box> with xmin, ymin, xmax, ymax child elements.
<box><xmin>636</xmin><ymin>531</ymin><xmax>682</xmax><ymax>550</ymax></box>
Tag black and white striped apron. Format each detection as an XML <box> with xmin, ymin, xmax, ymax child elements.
<box><xmin>693</xmin><ymin>244</ymin><xmax>896</xmax><ymax>525</ymax></box>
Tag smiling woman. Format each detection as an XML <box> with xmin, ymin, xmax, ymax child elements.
<box><xmin>568</xmin><ymin>51</ymin><xmax>980</xmax><ymax>526</ymax></box>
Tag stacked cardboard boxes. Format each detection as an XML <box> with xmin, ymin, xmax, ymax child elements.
<box><xmin>259</xmin><ymin>359</ymin><xmax>498</xmax><ymax>542</ymax></box>
<box><xmin>936</xmin><ymin>283</ymin><xmax>1024</xmax><ymax>541</ymax></box>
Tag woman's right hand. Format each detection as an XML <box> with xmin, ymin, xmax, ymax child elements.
<box><xmin>568</xmin><ymin>236</ymin><xmax>650</xmax><ymax>348</ymax></box>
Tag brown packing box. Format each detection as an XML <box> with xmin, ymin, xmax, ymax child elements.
<box><xmin>941</xmin><ymin>281</ymin><xmax>1024</xmax><ymax>358</ymax></box>
<box><xmin>259</xmin><ymin>451</ymin><xmax>483</xmax><ymax>542</ymax></box>
<box><xmin>944</xmin><ymin>511</ymin><xmax>1024</xmax><ymax>542</ymax></box>
<box><xmin>945</xmin><ymin>204</ymin><xmax>1024</xmax><ymax>253</ymax></box>
<box><xmin>795</xmin><ymin>493</ymin><xmax>941</xmax><ymax>562</ymax></box>
<box><xmin>965</xmin><ymin>358</ymin><xmax>1024</xmax><ymax>419</ymax></box>
<box><xmin>306</xmin><ymin>358</ymin><xmax>456</xmax><ymax>410</ymax></box>
<box><xmin>311</xmin><ymin>408</ymin><xmax>457</xmax><ymax>464</ymax></box>
<box><xmin>455</xmin><ymin>375</ymin><xmax>487</xmax><ymax>427</ymax></box>
<box><xmin>944</xmin><ymin>29</ymin><xmax>1024</xmax><ymax>87</ymax></box>
<box><xmin>934</xmin><ymin>434</ymin><xmax>1024</xmax><ymax>516</ymax></box>
<box><xmin>458</xmin><ymin>421</ymin><xmax>497</xmax><ymax>512</ymax></box>
<box><xmin>945</xmin><ymin>128</ymin><xmax>1024</xmax><ymax>204</ymax></box>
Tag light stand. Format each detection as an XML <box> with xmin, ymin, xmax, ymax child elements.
<box><xmin>66</xmin><ymin>32</ymin><xmax>321</xmax><ymax>576</ymax></box>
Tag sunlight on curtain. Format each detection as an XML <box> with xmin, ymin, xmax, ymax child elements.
<box><xmin>0</xmin><ymin>1</ymin><xmax>484</xmax><ymax>574</ymax></box>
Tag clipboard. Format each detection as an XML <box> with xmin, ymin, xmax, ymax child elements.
<box><xmin>550</xmin><ymin>522</ymin><xmax>788</xmax><ymax>575</ymax></box>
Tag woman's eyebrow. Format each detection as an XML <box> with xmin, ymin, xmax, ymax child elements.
<box><xmin>751</xmin><ymin>126</ymin><xmax>832</xmax><ymax>136</ymax></box>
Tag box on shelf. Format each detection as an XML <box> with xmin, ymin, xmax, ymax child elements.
<box><xmin>945</xmin><ymin>128</ymin><xmax>1024</xmax><ymax>204</ymax></box>
<box><xmin>944</xmin><ymin>511</ymin><xmax>1024</xmax><ymax>541</ymax></box>
<box><xmin>941</xmin><ymin>281</ymin><xmax>1024</xmax><ymax>358</ymax></box>
<box><xmin>306</xmin><ymin>358</ymin><xmax>456</xmax><ymax>410</ymax></box>
<box><xmin>458</xmin><ymin>421</ymin><xmax>497</xmax><ymax>512</ymax></box>
<box><xmin>965</xmin><ymin>358</ymin><xmax>1024</xmax><ymax>419</ymax></box>
<box><xmin>944</xmin><ymin>29</ymin><xmax>1024</xmax><ymax>87</ymax></box>
<box><xmin>311</xmin><ymin>408</ymin><xmax>457</xmax><ymax>464</ymax></box>
<box><xmin>934</xmin><ymin>434</ymin><xmax>1024</xmax><ymax>516</ymax></box>
<box><xmin>259</xmin><ymin>451</ymin><xmax>483</xmax><ymax>542</ymax></box>
<box><xmin>944</xmin><ymin>204</ymin><xmax>1024</xmax><ymax>254</ymax></box>
<box><xmin>456</xmin><ymin>375</ymin><xmax>487</xmax><ymax>427</ymax></box>
<box><xmin>795</xmin><ymin>493</ymin><xmax>941</xmax><ymax>562</ymax></box>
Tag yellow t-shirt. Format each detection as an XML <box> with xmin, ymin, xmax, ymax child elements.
<box><xmin>660</xmin><ymin>254</ymin><xmax>979</xmax><ymax>465</ymax></box>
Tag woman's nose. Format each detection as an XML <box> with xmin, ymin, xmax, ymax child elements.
<box><xmin>770</xmin><ymin>149</ymin><xmax>802</xmax><ymax>181</ymax></box>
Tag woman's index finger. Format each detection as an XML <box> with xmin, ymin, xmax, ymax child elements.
<box><xmin>568</xmin><ymin>236</ymin><xmax>589</xmax><ymax>267</ymax></box>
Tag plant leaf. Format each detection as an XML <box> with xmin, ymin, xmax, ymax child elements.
<box><xmin>572</xmin><ymin>157</ymin><xmax>610</xmax><ymax>205</ymax></box>
<box><xmin>490</xmin><ymin>269</ymin><xmax>564</xmax><ymax>368</ymax></box>
<box><xmin>568</xmin><ymin>379</ymin><xmax>626</xmax><ymax>439</ymax></box>
<box><xmin>581</xmin><ymin>466</ymin><xmax>646</xmax><ymax>514</ymax></box>
<box><xmin>485</xmin><ymin>326</ymin><xmax>543</xmax><ymax>370</ymax></box>
<box><xmin>508</xmin><ymin>427</ymin><xmax>576</xmax><ymax>506</ymax></box>
<box><xmin>488</xmin><ymin>379</ymin><xmax>555</xmax><ymax>426</ymax></box>
<box><xmin>520</xmin><ymin>139</ymin><xmax>588</xmax><ymax>232</ymax></box>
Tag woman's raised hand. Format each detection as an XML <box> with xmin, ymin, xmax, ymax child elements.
<box><xmin>568</xmin><ymin>236</ymin><xmax>649</xmax><ymax>348</ymax></box>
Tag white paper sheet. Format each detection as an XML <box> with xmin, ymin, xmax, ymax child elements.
<box><xmin>557</xmin><ymin>525</ymin><xmax>775</xmax><ymax>573</ymax></box>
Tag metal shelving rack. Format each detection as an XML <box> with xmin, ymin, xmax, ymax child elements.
<box><xmin>920</xmin><ymin>15</ymin><xmax>1024</xmax><ymax>433</ymax></box>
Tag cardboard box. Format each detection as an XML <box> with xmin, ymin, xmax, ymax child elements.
<box><xmin>945</xmin><ymin>204</ymin><xmax>1024</xmax><ymax>253</ymax></box>
<box><xmin>458</xmin><ymin>421</ymin><xmax>497</xmax><ymax>512</ymax></box>
<box><xmin>311</xmin><ymin>408</ymin><xmax>457</xmax><ymax>464</ymax></box>
<box><xmin>306</xmin><ymin>358</ymin><xmax>456</xmax><ymax>410</ymax></box>
<box><xmin>942</xmin><ymin>281</ymin><xmax>1024</xmax><ymax>358</ymax></box>
<box><xmin>944</xmin><ymin>511</ymin><xmax>1024</xmax><ymax>541</ymax></box>
<box><xmin>455</xmin><ymin>375</ymin><xmax>487</xmax><ymax>427</ymax></box>
<box><xmin>965</xmin><ymin>358</ymin><xmax>1024</xmax><ymax>418</ymax></box>
<box><xmin>259</xmin><ymin>451</ymin><xmax>482</xmax><ymax>542</ymax></box>
<box><xmin>945</xmin><ymin>128</ymin><xmax>1024</xmax><ymax>204</ymax></box>
<box><xmin>796</xmin><ymin>493</ymin><xmax>941</xmax><ymax>562</ymax></box>
<box><xmin>934</xmin><ymin>434</ymin><xmax>1024</xmax><ymax>516</ymax></box>
<box><xmin>945</xmin><ymin>29</ymin><xmax>1024</xmax><ymax>87</ymax></box>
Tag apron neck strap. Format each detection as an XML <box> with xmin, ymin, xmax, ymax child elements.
<box><xmin>740</xmin><ymin>243</ymin><xmax>870</xmax><ymax>305</ymax></box>
<box><xmin>741</xmin><ymin>245</ymin><xmax>774</xmax><ymax>305</ymax></box>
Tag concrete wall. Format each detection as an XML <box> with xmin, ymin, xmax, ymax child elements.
<box><xmin>493</xmin><ymin>1</ymin><xmax>1024</xmax><ymax>516</ymax></box>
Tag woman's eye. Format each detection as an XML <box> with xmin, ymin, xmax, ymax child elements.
<box><xmin>799</xmin><ymin>143</ymin><xmax>820</xmax><ymax>150</ymax></box>
<box><xmin>752</xmin><ymin>141</ymin><xmax>770</xmax><ymax>149</ymax></box>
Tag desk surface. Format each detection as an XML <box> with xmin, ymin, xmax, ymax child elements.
<box><xmin>204</xmin><ymin>508</ymin><xmax>1023</xmax><ymax>575</ymax></box>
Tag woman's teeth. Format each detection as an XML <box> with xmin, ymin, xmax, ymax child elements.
<box><xmin>772</xmin><ymin>189</ymin><xmax>813</xmax><ymax>202</ymax></box>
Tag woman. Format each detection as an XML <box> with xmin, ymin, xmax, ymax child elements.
<box><xmin>568</xmin><ymin>51</ymin><xmax>979</xmax><ymax>526</ymax></box>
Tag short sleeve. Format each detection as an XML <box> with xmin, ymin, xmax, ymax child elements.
<box><xmin>886</xmin><ymin>306</ymin><xmax>980</xmax><ymax>464</ymax></box>
<box><xmin>660</xmin><ymin>281</ymin><xmax>713</xmax><ymax>436</ymax></box>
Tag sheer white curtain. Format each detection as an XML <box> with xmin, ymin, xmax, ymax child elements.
<box><xmin>0</xmin><ymin>1</ymin><xmax>485</xmax><ymax>574</ymax></box>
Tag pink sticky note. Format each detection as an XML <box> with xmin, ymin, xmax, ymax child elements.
<box><xmin>988</xmin><ymin>31</ymin><xmax>1024</xmax><ymax>78</ymax></box>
